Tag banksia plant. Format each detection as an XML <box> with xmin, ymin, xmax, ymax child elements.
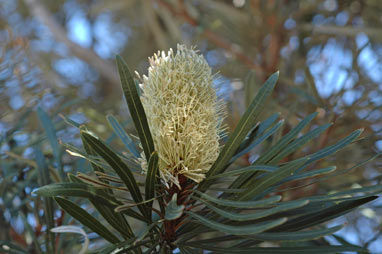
<box><xmin>34</xmin><ymin>45</ymin><xmax>381</xmax><ymax>253</ymax></box>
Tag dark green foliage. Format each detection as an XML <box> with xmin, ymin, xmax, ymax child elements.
<box><xmin>31</xmin><ymin>57</ymin><xmax>380</xmax><ymax>254</ymax></box>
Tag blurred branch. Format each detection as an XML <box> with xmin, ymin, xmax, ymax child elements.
<box><xmin>155</xmin><ymin>0</ymin><xmax>264</xmax><ymax>73</ymax></box>
<box><xmin>300</xmin><ymin>24</ymin><xmax>382</xmax><ymax>39</ymax></box>
<box><xmin>23</xmin><ymin>0</ymin><xmax>120</xmax><ymax>93</ymax></box>
<box><xmin>142</xmin><ymin>0</ymin><xmax>168</xmax><ymax>49</ymax></box>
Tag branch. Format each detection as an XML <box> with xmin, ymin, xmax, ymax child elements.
<box><xmin>155</xmin><ymin>0</ymin><xmax>264</xmax><ymax>73</ymax></box>
<box><xmin>23</xmin><ymin>0</ymin><xmax>120</xmax><ymax>92</ymax></box>
<box><xmin>300</xmin><ymin>24</ymin><xmax>382</xmax><ymax>39</ymax></box>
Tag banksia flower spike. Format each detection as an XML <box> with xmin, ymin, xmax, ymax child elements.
<box><xmin>137</xmin><ymin>44</ymin><xmax>225</xmax><ymax>188</ymax></box>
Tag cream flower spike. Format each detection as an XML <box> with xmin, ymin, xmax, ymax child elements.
<box><xmin>137</xmin><ymin>44</ymin><xmax>225</xmax><ymax>188</ymax></box>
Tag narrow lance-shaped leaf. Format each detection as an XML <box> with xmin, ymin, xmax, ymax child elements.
<box><xmin>248</xmin><ymin>225</ymin><xmax>343</xmax><ymax>242</ymax></box>
<box><xmin>64</xmin><ymin>143</ymin><xmax>112</xmax><ymax>173</ymax></box>
<box><xmin>268</xmin><ymin>123</ymin><xmax>332</xmax><ymax>164</ymax></box>
<box><xmin>145</xmin><ymin>151</ymin><xmax>159</xmax><ymax>219</ymax></box>
<box><xmin>80</xmin><ymin>131</ymin><xmax>149</xmax><ymax>220</ymax></box>
<box><xmin>184</xmin><ymin>244</ymin><xmax>367</xmax><ymax>254</ymax></box>
<box><xmin>116</xmin><ymin>55</ymin><xmax>154</xmax><ymax>160</ymax></box>
<box><xmin>300</xmin><ymin>129</ymin><xmax>364</xmax><ymax>170</ymax></box>
<box><xmin>80</xmin><ymin>126</ymin><xmax>107</xmax><ymax>175</ymax></box>
<box><xmin>36</xmin><ymin>107</ymin><xmax>64</xmax><ymax>180</ymax></box>
<box><xmin>202</xmin><ymin>199</ymin><xmax>309</xmax><ymax>221</ymax></box>
<box><xmin>230</xmin><ymin>119</ymin><xmax>284</xmax><ymax>164</ymax></box>
<box><xmin>54</xmin><ymin>197</ymin><xmax>120</xmax><ymax>244</ymax></box>
<box><xmin>282</xmin><ymin>166</ymin><xmax>336</xmax><ymax>182</ymax></box>
<box><xmin>194</xmin><ymin>191</ymin><xmax>281</xmax><ymax>208</ymax></box>
<box><xmin>59</xmin><ymin>113</ymin><xmax>81</xmax><ymax>128</ymax></box>
<box><xmin>186</xmin><ymin>225</ymin><xmax>343</xmax><ymax>244</ymax></box>
<box><xmin>256</xmin><ymin>112</ymin><xmax>281</xmax><ymax>137</ymax></box>
<box><xmin>203</xmin><ymin>72</ymin><xmax>279</xmax><ymax>184</ymax></box>
<box><xmin>232</xmin><ymin>112</ymin><xmax>280</xmax><ymax>161</ymax></box>
<box><xmin>107</xmin><ymin>114</ymin><xmax>140</xmax><ymax>158</ymax></box>
<box><xmin>92</xmin><ymin>202</ymin><xmax>134</xmax><ymax>239</ymax></box>
<box><xmin>186</xmin><ymin>211</ymin><xmax>286</xmax><ymax>236</ymax></box>
<box><xmin>50</xmin><ymin>226</ymin><xmax>89</xmax><ymax>254</ymax></box>
<box><xmin>67</xmin><ymin>173</ymin><xmax>134</xmax><ymax>238</ymax></box>
<box><xmin>255</xmin><ymin>112</ymin><xmax>318</xmax><ymax>165</ymax></box>
<box><xmin>205</xmin><ymin>165</ymin><xmax>278</xmax><ymax>181</ymax></box>
<box><xmin>34</xmin><ymin>147</ymin><xmax>55</xmax><ymax>253</ymax></box>
<box><xmin>274</xmin><ymin>195</ymin><xmax>378</xmax><ymax>232</ymax></box>
<box><xmin>93</xmin><ymin>238</ymin><xmax>137</xmax><ymax>254</ymax></box>
<box><xmin>238</xmin><ymin>157</ymin><xmax>309</xmax><ymax>201</ymax></box>
<box><xmin>33</xmin><ymin>182</ymin><xmax>119</xmax><ymax>206</ymax></box>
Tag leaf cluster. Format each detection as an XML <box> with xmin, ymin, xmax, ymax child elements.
<box><xmin>30</xmin><ymin>56</ymin><xmax>381</xmax><ymax>254</ymax></box>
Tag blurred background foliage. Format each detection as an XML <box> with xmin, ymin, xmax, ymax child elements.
<box><xmin>0</xmin><ymin>0</ymin><xmax>381</xmax><ymax>253</ymax></box>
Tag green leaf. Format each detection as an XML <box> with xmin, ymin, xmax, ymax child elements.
<box><xmin>54</xmin><ymin>197</ymin><xmax>120</xmax><ymax>243</ymax></box>
<box><xmin>230</xmin><ymin>120</ymin><xmax>284</xmax><ymax>164</ymax></box>
<box><xmin>36</xmin><ymin>106</ymin><xmax>64</xmax><ymax>179</ymax></box>
<box><xmin>303</xmin><ymin>129</ymin><xmax>363</xmax><ymax>169</ymax></box>
<box><xmin>116</xmin><ymin>55</ymin><xmax>154</xmax><ymax>161</ymax></box>
<box><xmin>283</xmin><ymin>166</ymin><xmax>336</xmax><ymax>182</ymax></box>
<box><xmin>194</xmin><ymin>191</ymin><xmax>281</xmax><ymax>208</ymax></box>
<box><xmin>238</xmin><ymin>157</ymin><xmax>309</xmax><ymax>201</ymax></box>
<box><xmin>206</xmin><ymin>187</ymin><xmax>246</xmax><ymax>194</ymax></box>
<box><xmin>136</xmin><ymin>219</ymin><xmax>161</xmax><ymax>243</ymax></box>
<box><xmin>184</xmin><ymin>244</ymin><xmax>368</xmax><ymax>254</ymax></box>
<box><xmin>60</xmin><ymin>113</ymin><xmax>81</xmax><ymax>128</ymax></box>
<box><xmin>268</xmin><ymin>123</ymin><xmax>332</xmax><ymax>164</ymax></box>
<box><xmin>277</xmin><ymin>154</ymin><xmax>381</xmax><ymax>193</ymax></box>
<box><xmin>205</xmin><ymin>165</ymin><xmax>278</xmax><ymax>181</ymax></box>
<box><xmin>81</xmin><ymin>131</ymin><xmax>149</xmax><ymax>220</ymax></box>
<box><xmin>92</xmin><ymin>202</ymin><xmax>134</xmax><ymax>238</ymax></box>
<box><xmin>34</xmin><ymin>147</ymin><xmax>55</xmax><ymax>252</ymax></box>
<box><xmin>274</xmin><ymin>195</ymin><xmax>378</xmax><ymax>231</ymax></box>
<box><xmin>96</xmin><ymin>237</ymin><xmax>155</xmax><ymax>254</ymax></box>
<box><xmin>256</xmin><ymin>112</ymin><xmax>318</xmax><ymax>165</ymax></box>
<box><xmin>185</xmin><ymin>225</ymin><xmax>343</xmax><ymax>244</ymax></box>
<box><xmin>323</xmin><ymin>184</ymin><xmax>382</xmax><ymax>199</ymax></box>
<box><xmin>203</xmin><ymin>72</ymin><xmax>279</xmax><ymax>181</ymax></box>
<box><xmin>165</xmin><ymin>193</ymin><xmax>185</xmax><ymax>220</ymax></box>
<box><xmin>93</xmin><ymin>238</ymin><xmax>135</xmax><ymax>254</ymax></box>
<box><xmin>63</xmin><ymin>142</ymin><xmax>114</xmax><ymax>173</ymax></box>
<box><xmin>33</xmin><ymin>182</ymin><xmax>119</xmax><ymax>206</ymax></box>
<box><xmin>145</xmin><ymin>151</ymin><xmax>159</xmax><ymax>219</ymax></box>
<box><xmin>248</xmin><ymin>225</ymin><xmax>343</xmax><ymax>241</ymax></box>
<box><xmin>232</xmin><ymin>112</ymin><xmax>281</xmax><ymax>161</ymax></box>
<box><xmin>79</xmin><ymin>126</ymin><xmax>109</xmax><ymax>176</ymax></box>
<box><xmin>107</xmin><ymin>114</ymin><xmax>140</xmax><ymax>158</ymax></box>
<box><xmin>256</xmin><ymin>113</ymin><xmax>281</xmax><ymax>137</ymax></box>
<box><xmin>120</xmin><ymin>208</ymin><xmax>149</xmax><ymax>222</ymax></box>
<box><xmin>179</xmin><ymin>246</ymin><xmax>200</xmax><ymax>254</ymax></box>
<box><xmin>186</xmin><ymin>211</ymin><xmax>286</xmax><ymax>236</ymax></box>
<box><xmin>202</xmin><ymin>199</ymin><xmax>309</xmax><ymax>221</ymax></box>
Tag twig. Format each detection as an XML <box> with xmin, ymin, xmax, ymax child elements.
<box><xmin>155</xmin><ymin>0</ymin><xmax>264</xmax><ymax>73</ymax></box>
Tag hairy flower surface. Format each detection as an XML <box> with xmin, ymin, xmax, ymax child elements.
<box><xmin>137</xmin><ymin>45</ymin><xmax>225</xmax><ymax>188</ymax></box>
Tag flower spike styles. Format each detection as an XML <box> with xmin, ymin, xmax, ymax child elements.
<box><xmin>138</xmin><ymin>44</ymin><xmax>225</xmax><ymax>188</ymax></box>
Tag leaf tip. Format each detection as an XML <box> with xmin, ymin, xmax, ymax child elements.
<box><xmin>32</xmin><ymin>187</ymin><xmax>41</xmax><ymax>196</ymax></box>
<box><xmin>115</xmin><ymin>54</ymin><xmax>122</xmax><ymax>62</ymax></box>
